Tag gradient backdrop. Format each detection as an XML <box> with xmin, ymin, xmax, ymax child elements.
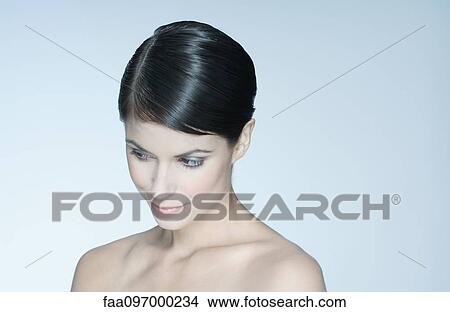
<box><xmin>1</xmin><ymin>0</ymin><xmax>449</xmax><ymax>291</ymax></box>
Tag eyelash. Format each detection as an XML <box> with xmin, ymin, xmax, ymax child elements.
<box><xmin>130</xmin><ymin>150</ymin><xmax>204</xmax><ymax>169</ymax></box>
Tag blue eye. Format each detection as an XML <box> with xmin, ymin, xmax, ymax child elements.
<box><xmin>180</xmin><ymin>158</ymin><xmax>204</xmax><ymax>169</ymax></box>
<box><xmin>131</xmin><ymin>149</ymin><xmax>204</xmax><ymax>169</ymax></box>
<box><xmin>130</xmin><ymin>149</ymin><xmax>152</xmax><ymax>161</ymax></box>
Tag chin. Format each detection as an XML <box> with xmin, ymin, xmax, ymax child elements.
<box><xmin>154</xmin><ymin>220</ymin><xmax>189</xmax><ymax>231</ymax></box>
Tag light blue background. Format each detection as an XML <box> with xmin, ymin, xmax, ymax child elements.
<box><xmin>1</xmin><ymin>0</ymin><xmax>449</xmax><ymax>291</ymax></box>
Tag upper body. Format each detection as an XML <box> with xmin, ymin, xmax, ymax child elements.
<box><xmin>71</xmin><ymin>21</ymin><xmax>326</xmax><ymax>292</ymax></box>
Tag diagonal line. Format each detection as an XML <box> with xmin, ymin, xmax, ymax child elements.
<box><xmin>398</xmin><ymin>250</ymin><xmax>427</xmax><ymax>269</ymax></box>
<box><xmin>24</xmin><ymin>25</ymin><xmax>121</xmax><ymax>83</ymax></box>
<box><xmin>272</xmin><ymin>24</ymin><xmax>427</xmax><ymax>118</ymax></box>
<box><xmin>24</xmin><ymin>24</ymin><xmax>143</xmax><ymax>102</ymax></box>
<box><xmin>24</xmin><ymin>250</ymin><xmax>53</xmax><ymax>269</ymax></box>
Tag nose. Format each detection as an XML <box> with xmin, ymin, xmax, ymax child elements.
<box><xmin>149</xmin><ymin>162</ymin><xmax>179</xmax><ymax>205</ymax></box>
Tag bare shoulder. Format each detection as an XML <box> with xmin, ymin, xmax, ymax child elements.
<box><xmin>248</xmin><ymin>234</ymin><xmax>327</xmax><ymax>292</ymax></box>
<box><xmin>70</xmin><ymin>227</ymin><xmax>158</xmax><ymax>291</ymax></box>
<box><xmin>269</xmin><ymin>246</ymin><xmax>326</xmax><ymax>291</ymax></box>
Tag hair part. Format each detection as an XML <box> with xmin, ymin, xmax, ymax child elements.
<box><xmin>118</xmin><ymin>20</ymin><xmax>257</xmax><ymax>147</ymax></box>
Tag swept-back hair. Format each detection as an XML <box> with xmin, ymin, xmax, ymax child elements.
<box><xmin>118</xmin><ymin>20</ymin><xmax>257</xmax><ymax>147</ymax></box>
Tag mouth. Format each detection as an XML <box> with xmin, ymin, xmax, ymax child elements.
<box><xmin>151</xmin><ymin>201</ymin><xmax>187</xmax><ymax>214</ymax></box>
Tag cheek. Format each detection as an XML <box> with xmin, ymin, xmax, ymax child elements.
<box><xmin>180</xmin><ymin>157</ymin><xmax>232</xmax><ymax>198</ymax></box>
<box><xmin>126</xmin><ymin>155</ymin><xmax>149</xmax><ymax>190</ymax></box>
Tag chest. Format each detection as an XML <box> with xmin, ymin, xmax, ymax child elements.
<box><xmin>119</xmin><ymin>250</ymin><xmax>259</xmax><ymax>291</ymax></box>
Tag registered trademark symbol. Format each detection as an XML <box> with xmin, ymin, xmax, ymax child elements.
<box><xmin>391</xmin><ymin>194</ymin><xmax>401</xmax><ymax>205</ymax></box>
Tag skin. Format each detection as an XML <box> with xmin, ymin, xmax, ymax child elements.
<box><xmin>71</xmin><ymin>117</ymin><xmax>326</xmax><ymax>291</ymax></box>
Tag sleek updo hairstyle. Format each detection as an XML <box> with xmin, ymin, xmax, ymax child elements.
<box><xmin>118</xmin><ymin>20</ymin><xmax>257</xmax><ymax>148</ymax></box>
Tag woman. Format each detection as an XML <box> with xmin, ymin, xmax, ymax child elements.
<box><xmin>71</xmin><ymin>20</ymin><xmax>326</xmax><ymax>291</ymax></box>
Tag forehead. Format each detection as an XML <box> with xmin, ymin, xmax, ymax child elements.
<box><xmin>125</xmin><ymin>119</ymin><xmax>225</xmax><ymax>151</ymax></box>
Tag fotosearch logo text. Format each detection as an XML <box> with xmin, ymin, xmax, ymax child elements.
<box><xmin>52</xmin><ymin>192</ymin><xmax>401</xmax><ymax>222</ymax></box>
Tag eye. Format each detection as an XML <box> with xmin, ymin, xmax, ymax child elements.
<box><xmin>130</xmin><ymin>149</ymin><xmax>153</xmax><ymax>161</ymax></box>
<box><xmin>179</xmin><ymin>158</ymin><xmax>204</xmax><ymax>169</ymax></box>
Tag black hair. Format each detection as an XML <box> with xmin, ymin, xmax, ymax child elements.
<box><xmin>118</xmin><ymin>20</ymin><xmax>257</xmax><ymax>147</ymax></box>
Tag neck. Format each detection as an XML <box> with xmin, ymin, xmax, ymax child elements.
<box><xmin>157</xmin><ymin>186</ymin><xmax>259</xmax><ymax>258</ymax></box>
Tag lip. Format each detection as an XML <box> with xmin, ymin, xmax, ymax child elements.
<box><xmin>151</xmin><ymin>202</ymin><xmax>187</xmax><ymax>214</ymax></box>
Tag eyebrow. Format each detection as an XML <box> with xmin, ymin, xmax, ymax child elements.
<box><xmin>126</xmin><ymin>139</ymin><xmax>213</xmax><ymax>158</ymax></box>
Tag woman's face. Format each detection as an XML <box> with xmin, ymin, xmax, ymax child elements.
<box><xmin>125</xmin><ymin>118</ymin><xmax>236</xmax><ymax>230</ymax></box>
